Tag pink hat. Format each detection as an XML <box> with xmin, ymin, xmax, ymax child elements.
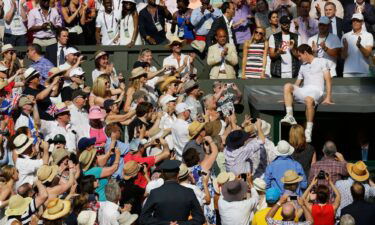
<box><xmin>88</xmin><ymin>106</ymin><xmax>105</xmax><ymax>120</ymax></box>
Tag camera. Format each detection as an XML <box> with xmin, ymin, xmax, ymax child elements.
<box><xmin>240</xmin><ymin>173</ymin><xmax>247</xmax><ymax>181</ymax></box>
<box><xmin>16</xmin><ymin>52</ymin><xmax>26</xmax><ymax>60</ymax></box>
<box><xmin>317</xmin><ymin>170</ymin><xmax>327</xmax><ymax>179</ymax></box>
<box><xmin>225</xmin><ymin>83</ymin><xmax>234</xmax><ymax>89</ymax></box>
<box><xmin>250</xmin><ymin>118</ymin><xmax>257</xmax><ymax>123</ymax></box>
<box><xmin>289</xmin><ymin>195</ymin><xmax>298</xmax><ymax>200</ymax></box>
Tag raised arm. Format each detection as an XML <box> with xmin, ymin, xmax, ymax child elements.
<box><xmin>100</xmin><ymin>148</ymin><xmax>120</xmax><ymax>178</ymax></box>
<box><xmin>200</xmin><ymin>136</ymin><xmax>218</xmax><ymax>172</ymax></box>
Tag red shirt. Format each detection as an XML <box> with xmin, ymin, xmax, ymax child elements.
<box><xmin>312</xmin><ymin>204</ymin><xmax>335</xmax><ymax>225</ymax></box>
<box><xmin>124</xmin><ymin>153</ymin><xmax>156</xmax><ymax>189</ymax></box>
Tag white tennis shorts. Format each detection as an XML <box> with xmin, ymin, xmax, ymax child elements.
<box><xmin>293</xmin><ymin>85</ymin><xmax>324</xmax><ymax>104</ymax></box>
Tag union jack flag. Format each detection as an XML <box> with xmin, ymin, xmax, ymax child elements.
<box><xmin>47</xmin><ymin>104</ymin><xmax>58</xmax><ymax>116</ymax></box>
<box><xmin>0</xmin><ymin>93</ymin><xmax>23</xmax><ymax>115</ymax></box>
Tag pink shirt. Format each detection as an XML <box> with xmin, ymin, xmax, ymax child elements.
<box><xmin>27</xmin><ymin>7</ymin><xmax>62</xmax><ymax>38</ymax></box>
<box><xmin>89</xmin><ymin>127</ymin><xmax>107</xmax><ymax>147</ymax></box>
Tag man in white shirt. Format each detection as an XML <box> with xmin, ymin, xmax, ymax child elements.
<box><xmin>183</xmin><ymin>80</ymin><xmax>203</xmax><ymax>121</ymax></box>
<box><xmin>342</xmin><ymin>13</ymin><xmax>373</xmax><ymax>77</ymax></box>
<box><xmin>95</xmin><ymin>0</ymin><xmax>121</xmax><ymax>45</ymax></box>
<box><xmin>308</xmin><ymin>16</ymin><xmax>341</xmax><ymax>77</ymax></box>
<box><xmin>3</xmin><ymin>0</ymin><xmax>28</xmax><ymax>46</ymax></box>
<box><xmin>171</xmin><ymin>103</ymin><xmax>191</xmax><ymax>160</ymax></box>
<box><xmin>68</xmin><ymin>90</ymin><xmax>90</xmax><ymax>138</ymax></box>
<box><xmin>281</xmin><ymin>44</ymin><xmax>333</xmax><ymax>142</ymax></box>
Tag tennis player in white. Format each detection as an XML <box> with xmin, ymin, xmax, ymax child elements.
<box><xmin>281</xmin><ymin>44</ymin><xmax>334</xmax><ymax>142</ymax></box>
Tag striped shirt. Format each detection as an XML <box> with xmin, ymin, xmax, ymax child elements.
<box><xmin>245</xmin><ymin>42</ymin><xmax>265</xmax><ymax>79</ymax></box>
<box><xmin>7</xmin><ymin>199</ymin><xmax>37</xmax><ymax>225</ymax></box>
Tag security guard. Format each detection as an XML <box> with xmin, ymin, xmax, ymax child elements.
<box><xmin>140</xmin><ymin>160</ymin><xmax>205</xmax><ymax>225</ymax></box>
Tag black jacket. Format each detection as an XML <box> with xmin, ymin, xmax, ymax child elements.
<box><xmin>333</xmin><ymin>17</ymin><xmax>344</xmax><ymax>39</ymax></box>
<box><xmin>341</xmin><ymin>200</ymin><xmax>375</xmax><ymax>225</ymax></box>
<box><xmin>45</xmin><ymin>43</ymin><xmax>73</xmax><ymax>66</ymax></box>
<box><xmin>206</xmin><ymin>16</ymin><xmax>237</xmax><ymax>48</ymax></box>
<box><xmin>140</xmin><ymin>181</ymin><xmax>205</xmax><ymax>225</ymax></box>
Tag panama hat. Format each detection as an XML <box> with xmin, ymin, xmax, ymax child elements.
<box><xmin>213</xmin><ymin>171</ymin><xmax>236</xmax><ymax>194</ymax></box>
<box><xmin>23</xmin><ymin>67</ymin><xmax>40</xmax><ymax>82</ymax></box>
<box><xmin>221</xmin><ymin>180</ymin><xmax>248</xmax><ymax>202</ymax></box>
<box><xmin>77</xmin><ymin>210</ymin><xmax>96</xmax><ymax>225</ymax></box>
<box><xmin>18</xmin><ymin>96</ymin><xmax>33</xmax><ymax>108</ymax></box>
<box><xmin>178</xmin><ymin>163</ymin><xmax>189</xmax><ymax>179</ymax></box>
<box><xmin>54</xmin><ymin>102</ymin><xmax>70</xmax><ymax>117</ymax></box>
<box><xmin>159</xmin><ymin>76</ymin><xmax>182</xmax><ymax>92</ymax></box>
<box><xmin>52</xmin><ymin>147</ymin><xmax>70</xmax><ymax>165</ymax></box>
<box><xmin>79</xmin><ymin>149</ymin><xmax>97</xmax><ymax>171</ymax></box>
<box><xmin>92</xmin><ymin>50</ymin><xmax>108</xmax><ymax>60</ymax></box>
<box><xmin>5</xmin><ymin>195</ymin><xmax>32</xmax><ymax>216</ymax></box>
<box><xmin>347</xmin><ymin>161</ymin><xmax>369</xmax><ymax>182</ymax></box>
<box><xmin>166</xmin><ymin>36</ymin><xmax>185</xmax><ymax>48</ymax></box>
<box><xmin>37</xmin><ymin>165</ymin><xmax>59</xmax><ymax>183</ymax></box>
<box><xmin>253</xmin><ymin>178</ymin><xmax>266</xmax><ymax>192</ymax></box>
<box><xmin>42</xmin><ymin>198</ymin><xmax>71</xmax><ymax>220</ymax></box>
<box><xmin>274</xmin><ymin>140</ymin><xmax>294</xmax><ymax>156</ymax></box>
<box><xmin>188</xmin><ymin>121</ymin><xmax>206</xmax><ymax>139</ymax></box>
<box><xmin>118</xmin><ymin>211</ymin><xmax>138</xmax><ymax>225</ymax></box>
<box><xmin>0</xmin><ymin>78</ymin><xmax>9</xmax><ymax>90</ymax></box>
<box><xmin>280</xmin><ymin>170</ymin><xmax>303</xmax><ymax>184</ymax></box>
<box><xmin>1</xmin><ymin>44</ymin><xmax>15</xmax><ymax>54</ymax></box>
<box><xmin>13</xmin><ymin>134</ymin><xmax>34</xmax><ymax>155</ymax></box>
<box><xmin>46</xmin><ymin>67</ymin><xmax>66</xmax><ymax>83</ymax></box>
<box><xmin>191</xmin><ymin>40</ymin><xmax>206</xmax><ymax>53</ymax></box>
<box><xmin>130</xmin><ymin>67</ymin><xmax>148</xmax><ymax>80</ymax></box>
<box><xmin>123</xmin><ymin>161</ymin><xmax>140</xmax><ymax>180</ymax></box>
<box><xmin>122</xmin><ymin>0</ymin><xmax>136</xmax><ymax>3</ymax></box>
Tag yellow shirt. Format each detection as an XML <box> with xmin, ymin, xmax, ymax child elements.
<box><xmin>252</xmin><ymin>207</ymin><xmax>283</xmax><ymax>225</ymax></box>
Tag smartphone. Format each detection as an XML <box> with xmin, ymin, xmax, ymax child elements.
<box><xmin>240</xmin><ymin>173</ymin><xmax>247</xmax><ymax>181</ymax></box>
<box><xmin>290</xmin><ymin>196</ymin><xmax>298</xmax><ymax>200</ymax></box>
<box><xmin>251</xmin><ymin>118</ymin><xmax>257</xmax><ymax>123</ymax></box>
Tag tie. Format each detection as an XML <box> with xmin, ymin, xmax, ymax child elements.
<box><xmin>329</xmin><ymin>19</ymin><xmax>333</xmax><ymax>33</ymax></box>
<box><xmin>59</xmin><ymin>46</ymin><xmax>65</xmax><ymax>65</ymax></box>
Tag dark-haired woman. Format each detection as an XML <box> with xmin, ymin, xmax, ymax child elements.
<box><xmin>120</xmin><ymin>0</ymin><xmax>142</xmax><ymax>47</ymax></box>
<box><xmin>171</xmin><ymin>0</ymin><xmax>194</xmax><ymax>42</ymax></box>
<box><xmin>61</xmin><ymin>0</ymin><xmax>87</xmax><ymax>45</ymax></box>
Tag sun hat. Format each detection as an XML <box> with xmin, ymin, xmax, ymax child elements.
<box><xmin>0</xmin><ymin>78</ymin><xmax>9</xmax><ymax>90</ymax></box>
<box><xmin>77</xmin><ymin>210</ymin><xmax>97</xmax><ymax>225</ymax></box>
<box><xmin>280</xmin><ymin>15</ymin><xmax>291</xmax><ymax>24</ymax></box>
<box><xmin>274</xmin><ymin>140</ymin><xmax>294</xmax><ymax>156</ymax></box>
<box><xmin>37</xmin><ymin>165</ymin><xmax>59</xmax><ymax>183</ymax></box>
<box><xmin>78</xmin><ymin>137</ymin><xmax>96</xmax><ymax>151</ymax></box>
<box><xmin>352</xmin><ymin>13</ymin><xmax>364</xmax><ymax>21</ymax></box>
<box><xmin>69</xmin><ymin>67</ymin><xmax>85</xmax><ymax>77</ymax></box>
<box><xmin>23</xmin><ymin>67</ymin><xmax>40</xmax><ymax>82</ymax></box>
<box><xmin>46</xmin><ymin>67</ymin><xmax>66</xmax><ymax>83</ymax></box>
<box><xmin>191</xmin><ymin>40</ymin><xmax>206</xmax><ymax>53</ymax></box>
<box><xmin>213</xmin><ymin>171</ymin><xmax>236</xmax><ymax>194</ymax></box>
<box><xmin>92</xmin><ymin>50</ymin><xmax>108</xmax><ymax>60</ymax></box>
<box><xmin>221</xmin><ymin>180</ymin><xmax>248</xmax><ymax>202</ymax></box>
<box><xmin>145</xmin><ymin>178</ymin><xmax>164</xmax><ymax>194</ymax></box>
<box><xmin>88</xmin><ymin>106</ymin><xmax>105</xmax><ymax>120</ymax></box>
<box><xmin>65</xmin><ymin>47</ymin><xmax>79</xmax><ymax>56</ymax></box>
<box><xmin>79</xmin><ymin>149</ymin><xmax>97</xmax><ymax>171</ymax></box>
<box><xmin>0</xmin><ymin>64</ymin><xmax>8</xmax><ymax>72</ymax></box>
<box><xmin>188</xmin><ymin>121</ymin><xmax>206</xmax><ymax>139</ymax></box>
<box><xmin>160</xmin><ymin>95</ymin><xmax>177</xmax><ymax>106</ymax></box>
<box><xmin>52</xmin><ymin>147</ymin><xmax>70</xmax><ymax>165</ymax></box>
<box><xmin>280</xmin><ymin>170</ymin><xmax>303</xmax><ymax>184</ymax></box>
<box><xmin>347</xmin><ymin>161</ymin><xmax>369</xmax><ymax>182</ymax></box>
<box><xmin>123</xmin><ymin>161</ymin><xmax>140</xmax><ymax>180</ymax></box>
<box><xmin>175</xmin><ymin>102</ymin><xmax>192</xmax><ymax>114</ymax></box>
<box><xmin>18</xmin><ymin>96</ymin><xmax>33</xmax><ymax>108</ymax></box>
<box><xmin>166</xmin><ymin>36</ymin><xmax>185</xmax><ymax>48</ymax></box>
<box><xmin>178</xmin><ymin>163</ymin><xmax>189</xmax><ymax>179</ymax></box>
<box><xmin>266</xmin><ymin>187</ymin><xmax>281</xmax><ymax>204</ymax></box>
<box><xmin>13</xmin><ymin>133</ymin><xmax>34</xmax><ymax>154</ymax></box>
<box><xmin>253</xmin><ymin>178</ymin><xmax>266</xmax><ymax>192</ymax></box>
<box><xmin>130</xmin><ymin>67</ymin><xmax>148</xmax><ymax>80</ymax></box>
<box><xmin>319</xmin><ymin>16</ymin><xmax>331</xmax><ymax>25</ymax></box>
<box><xmin>225</xmin><ymin>130</ymin><xmax>250</xmax><ymax>150</ymax></box>
<box><xmin>118</xmin><ymin>211</ymin><xmax>138</xmax><ymax>225</ymax></box>
<box><xmin>54</xmin><ymin>102</ymin><xmax>70</xmax><ymax>117</ymax></box>
<box><xmin>1</xmin><ymin>44</ymin><xmax>15</xmax><ymax>54</ymax></box>
<box><xmin>5</xmin><ymin>195</ymin><xmax>32</xmax><ymax>216</ymax></box>
<box><xmin>204</xmin><ymin>120</ymin><xmax>222</xmax><ymax>137</ymax></box>
<box><xmin>183</xmin><ymin>80</ymin><xmax>199</xmax><ymax>93</ymax></box>
<box><xmin>42</xmin><ymin>198</ymin><xmax>71</xmax><ymax>220</ymax></box>
<box><xmin>159</xmin><ymin>76</ymin><xmax>182</xmax><ymax>92</ymax></box>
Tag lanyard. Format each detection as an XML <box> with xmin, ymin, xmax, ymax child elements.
<box><xmin>38</xmin><ymin>8</ymin><xmax>51</xmax><ymax>23</ymax></box>
<box><xmin>123</xmin><ymin>14</ymin><xmax>131</xmax><ymax>28</ymax></box>
<box><xmin>317</xmin><ymin>33</ymin><xmax>328</xmax><ymax>44</ymax></box>
<box><xmin>103</xmin><ymin>11</ymin><xmax>115</xmax><ymax>30</ymax></box>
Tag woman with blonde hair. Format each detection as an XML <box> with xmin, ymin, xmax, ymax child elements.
<box><xmin>242</xmin><ymin>27</ymin><xmax>269</xmax><ymax>79</ymax></box>
<box><xmin>89</xmin><ymin>74</ymin><xmax>125</xmax><ymax>107</ymax></box>
<box><xmin>123</xmin><ymin>68</ymin><xmax>149</xmax><ymax>112</ymax></box>
<box><xmin>290</xmin><ymin>124</ymin><xmax>316</xmax><ymax>176</ymax></box>
<box><xmin>0</xmin><ymin>165</ymin><xmax>19</xmax><ymax>218</ymax></box>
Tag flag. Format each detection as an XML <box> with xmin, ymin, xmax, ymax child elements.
<box><xmin>47</xmin><ymin>104</ymin><xmax>58</xmax><ymax>116</ymax></box>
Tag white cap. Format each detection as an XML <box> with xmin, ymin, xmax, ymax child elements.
<box><xmin>175</xmin><ymin>102</ymin><xmax>192</xmax><ymax>114</ymax></box>
<box><xmin>160</xmin><ymin>95</ymin><xmax>177</xmax><ymax>106</ymax></box>
<box><xmin>65</xmin><ymin>47</ymin><xmax>79</xmax><ymax>56</ymax></box>
<box><xmin>69</xmin><ymin>67</ymin><xmax>85</xmax><ymax>77</ymax></box>
<box><xmin>352</xmin><ymin>13</ymin><xmax>364</xmax><ymax>21</ymax></box>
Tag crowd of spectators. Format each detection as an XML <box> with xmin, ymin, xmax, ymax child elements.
<box><xmin>0</xmin><ymin>0</ymin><xmax>374</xmax><ymax>225</ymax></box>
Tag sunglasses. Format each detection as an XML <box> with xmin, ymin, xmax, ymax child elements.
<box><xmin>254</xmin><ymin>30</ymin><xmax>265</xmax><ymax>36</ymax></box>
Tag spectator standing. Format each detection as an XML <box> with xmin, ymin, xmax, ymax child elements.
<box><xmin>291</xmin><ymin>0</ymin><xmax>318</xmax><ymax>44</ymax></box>
<box><xmin>342</xmin><ymin>13</ymin><xmax>374</xmax><ymax>77</ymax></box>
<box><xmin>95</xmin><ymin>0</ymin><xmax>121</xmax><ymax>45</ymax></box>
<box><xmin>324</xmin><ymin>2</ymin><xmax>344</xmax><ymax>39</ymax></box>
<box><xmin>183</xmin><ymin>121</ymin><xmax>207</xmax><ymax>161</ymax></box>
<box><xmin>191</xmin><ymin>0</ymin><xmax>222</xmax><ymax>41</ymax></box>
<box><xmin>27</xmin><ymin>44</ymin><xmax>54</xmax><ymax>85</ymax></box>
<box><xmin>67</xmin><ymin>90</ymin><xmax>90</xmax><ymax>138</ymax></box>
<box><xmin>231</xmin><ymin>0</ymin><xmax>251</xmax><ymax>45</ymax></box>
<box><xmin>3</xmin><ymin>0</ymin><xmax>28</xmax><ymax>46</ymax></box>
<box><xmin>309</xmin><ymin>0</ymin><xmax>344</xmax><ymax>19</ymax></box>
<box><xmin>269</xmin><ymin>0</ymin><xmax>297</xmax><ymax>19</ymax></box>
<box><xmin>61</xmin><ymin>0</ymin><xmax>87</xmax><ymax>45</ymax></box>
<box><xmin>171</xmin><ymin>0</ymin><xmax>194</xmax><ymax>42</ymax></box>
<box><xmin>183</xmin><ymin>80</ymin><xmax>203</xmax><ymax>120</ymax></box>
<box><xmin>343</xmin><ymin>0</ymin><xmax>375</xmax><ymax>35</ymax></box>
<box><xmin>265</xmin><ymin>11</ymin><xmax>281</xmax><ymax>39</ymax></box>
<box><xmin>27</xmin><ymin>0</ymin><xmax>62</xmax><ymax>46</ymax></box>
<box><xmin>120</xmin><ymin>0</ymin><xmax>142</xmax><ymax>46</ymax></box>
<box><xmin>171</xmin><ymin>102</ymin><xmax>191</xmax><ymax>160</ymax></box>
<box><xmin>14</xmin><ymin>96</ymin><xmax>40</xmax><ymax>136</ymax></box>
<box><xmin>45</xmin><ymin>27</ymin><xmax>70</xmax><ymax>67</ymax></box>
<box><xmin>252</xmin><ymin>188</ymin><xmax>283</xmax><ymax>225</ymax></box>
<box><xmin>138</xmin><ymin>0</ymin><xmax>172</xmax><ymax>45</ymax></box>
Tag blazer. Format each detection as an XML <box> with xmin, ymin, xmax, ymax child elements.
<box><xmin>139</xmin><ymin>181</ymin><xmax>205</xmax><ymax>225</ymax></box>
<box><xmin>206</xmin><ymin>16</ymin><xmax>237</xmax><ymax>48</ymax></box>
<box><xmin>341</xmin><ymin>200</ymin><xmax>375</xmax><ymax>225</ymax></box>
<box><xmin>333</xmin><ymin>17</ymin><xmax>344</xmax><ymax>39</ymax></box>
<box><xmin>207</xmin><ymin>43</ymin><xmax>238</xmax><ymax>79</ymax></box>
<box><xmin>45</xmin><ymin>43</ymin><xmax>72</xmax><ymax>66</ymax></box>
<box><xmin>343</xmin><ymin>3</ymin><xmax>375</xmax><ymax>35</ymax></box>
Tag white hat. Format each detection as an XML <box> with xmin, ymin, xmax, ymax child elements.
<box><xmin>160</xmin><ymin>95</ymin><xmax>177</xmax><ymax>106</ymax></box>
<box><xmin>122</xmin><ymin>0</ymin><xmax>136</xmax><ymax>3</ymax></box>
<box><xmin>69</xmin><ymin>67</ymin><xmax>85</xmax><ymax>77</ymax></box>
<box><xmin>77</xmin><ymin>210</ymin><xmax>96</xmax><ymax>225</ymax></box>
<box><xmin>118</xmin><ymin>211</ymin><xmax>138</xmax><ymax>225</ymax></box>
<box><xmin>253</xmin><ymin>178</ymin><xmax>266</xmax><ymax>192</ymax></box>
<box><xmin>260</xmin><ymin>120</ymin><xmax>271</xmax><ymax>136</ymax></box>
<box><xmin>0</xmin><ymin>64</ymin><xmax>8</xmax><ymax>72</ymax></box>
<box><xmin>175</xmin><ymin>103</ymin><xmax>192</xmax><ymax>114</ymax></box>
<box><xmin>145</xmin><ymin>178</ymin><xmax>164</xmax><ymax>194</ymax></box>
<box><xmin>23</xmin><ymin>68</ymin><xmax>40</xmax><ymax>82</ymax></box>
<box><xmin>65</xmin><ymin>47</ymin><xmax>79</xmax><ymax>56</ymax></box>
<box><xmin>13</xmin><ymin>134</ymin><xmax>35</xmax><ymax>155</ymax></box>
<box><xmin>1</xmin><ymin>44</ymin><xmax>14</xmax><ymax>54</ymax></box>
<box><xmin>274</xmin><ymin>140</ymin><xmax>295</xmax><ymax>156</ymax></box>
<box><xmin>352</xmin><ymin>13</ymin><xmax>364</xmax><ymax>21</ymax></box>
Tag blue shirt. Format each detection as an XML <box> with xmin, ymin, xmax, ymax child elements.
<box><xmin>104</xmin><ymin>139</ymin><xmax>129</xmax><ymax>180</ymax></box>
<box><xmin>191</xmin><ymin>8</ymin><xmax>222</xmax><ymax>36</ymax></box>
<box><xmin>30</xmin><ymin>57</ymin><xmax>54</xmax><ymax>84</ymax></box>
<box><xmin>264</xmin><ymin>156</ymin><xmax>307</xmax><ymax>196</ymax></box>
<box><xmin>83</xmin><ymin>167</ymin><xmax>107</xmax><ymax>201</ymax></box>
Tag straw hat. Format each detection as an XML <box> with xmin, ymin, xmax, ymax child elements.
<box><xmin>37</xmin><ymin>165</ymin><xmax>59</xmax><ymax>183</ymax></box>
<box><xmin>280</xmin><ymin>170</ymin><xmax>303</xmax><ymax>184</ymax></box>
<box><xmin>13</xmin><ymin>134</ymin><xmax>34</xmax><ymax>155</ymax></box>
<box><xmin>0</xmin><ymin>78</ymin><xmax>9</xmax><ymax>90</ymax></box>
<box><xmin>178</xmin><ymin>163</ymin><xmax>189</xmax><ymax>179</ymax></box>
<box><xmin>253</xmin><ymin>178</ymin><xmax>266</xmax><ymax>192</ymax></box>
<box><xmin>5</xmin><ymin>195</ymin><xmax>32</xmax><ymax>216</ymax></box>
<box><xmin>213</xmin><ymin>172</ymin><xmax>236</xmax><ymax>194</ymax></box>
<box><xmin>159</xmin><ymin>76</ymin><xmax>182</xmax><ymax>92</ymax></box>
<box><xmin>188</xmin><ymin>121</ymin><xmax>206</xmax><ymax>139</ymax></box>
<box><xmin>130</xmin><ymin>67</ymin><xmax>147</xmax><ymax>80</ymax></box>
<box><xmin>274</xmin><ymin>140</ymin><xmax>294</xmax><ymax>156</ymax></box>
<box><xmin>18</xmin><ymin>96</ymin><xmax>33</xmax><ymax>108</ymax></box>
<box><xmin>54</xmin><ymin>102</ymin><xmax>70</xmax><ymax>117</ymax></box>
<box><xmin>79</xmin><ymin>150</ymin><xmax>97</xmax><ymax>171</ymax></box>
<box><xmin>42</xmin><ymin>198</ymin><xmax>71</xmax><ymax>220</ymax></box>
<box><xmin>347</xmin><ymin>161</ymin><xmax>369</xmax><ymax>182</ymax></box>
<box><xmin>123</xmin><ymin>161</ymin><xmax>140</xmax><ymax>180</ymax></box>
<box><xmin>23</xmin><ymin>67</ymin><xmax>40</xmax><ymax>82</ymax></box>
<box><xmin>118</xmin><ymin>211</ymin><xmax>138</xmax><ymax>225</ymax></box>
<box><xmin>52</xmin><ymin>147</ymin><xmax>70</xmax><ymax>165</ymax></box>
<box><xmin>46</xmin><ymin>67</ymin><xmax>66</xmax><ymax>83</ymax></box>
<box><xmin>191</xmin><ymin>40</ymin><xmax>206</xmax><ymax>53</ymax></box>
<box><xmin>1</xmin><ymin>44</ymin><xmax>14</xmax><ymax>54</ymax></box>
<box><xmin>166</xmin><ymin>36</ymin><xmax>185</xmax><ymax>48</ymax></box>
<box><xmin>77</xmin><ymin>210</ymin><xmax>97</xmax><ymax>225</ymax></box>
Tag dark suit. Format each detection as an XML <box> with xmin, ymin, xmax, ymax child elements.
<box><xmin>331</xmin><ymin>17</ymin><xmax>344</xmax><ymax>39</ymax></box>
<box><xmin>45</xmin><ymin>43</ymin><xmax>72</xmax><ymax>66</ymax></box>
<box><xmin>343</xmin><ymin>4</ymin><xmax>375</xmax><ymax>35</ymax></box>
<box><xmin>140</xmin><ymin>181</ymin><xmax>205</xmax><ymax>225</ymax></box>
<box><xmin>206</xmin><ymin>16</ymin><xmax>237</xmax><ymax>48</ymax></box>
<box><xmin>341</xmin><ymin>200</ymin><xmax>375</xmax><ymax>225</ymax></box>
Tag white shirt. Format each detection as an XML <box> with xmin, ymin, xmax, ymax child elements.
<box><xmin>184</xmin><ymin>96</ymin><xmax>203</xmax><ymax>121</ymax></box>
<box><xmin>218</xmin><ymin>187</ymin><xmax>259</xmax><ymax>225</ymax></box>
<box><xmin>56</xmin><ymin>42</ymin><xmax>67</xmax><ymax>67</ymax></box>
<box><xmin>98</xmin><ymin>201</ymin><xmax>120</xmax><ymax>225</ymax></box>
<box><xmin>342</xmin><ymin>30</ymin><xmax>374</xmax><ymax>76</ymax></box>
<box><xmin>3</xmin><ymin>0</ymin><xmax>27</xmax><ymax>35</ymax></box>
<box><xmin>171</xmin><ymin>118</ymin><xmax>189</xmax><ymax>160</ymax></box>
<box><xmin>91</xmin><ymin>68</ymin><xmax>119</xmax><ymax>88</ymax></box>
<box><xmin>15</xmin><ymin>113</ymin><xmax>34</xmax><ymax>131</ymax></box>
<box><xmin>269</xmin><ymin>33</ymin><xmax>302</xmax><ymax>78</ymax></box>
<box><xmin>298</xmin><ymin>57</ymin><xmax>329</xmax><ymax>92</ymax></box>
<box><xmin>331</xmin><ymin>17</ymin><xmax>338</xmax><ymax>37</ymax></box>
<box><xmin>15</xmin><ymin>156</ymin><xmax>43</xmax><ymax>189</ymax></box>
<box><xmin>307</xmin><ymin>33</ymin><xmax>341</xmax><ymax>77</ymax></box>
<box><xmin>40</xmin><ymin>120</ymin><xmax>80</xmax><ymax>153</ymax></box>
<box><xmin>163</xmin><ymin>54</ymin><xmax>191</xmax><ymax>76</ymax></box>
<box><xmin>68</xmin><ymin>104</ymin><xmax>90</xmax><ymax>138</ymax></box>
<box><xmin>181</xmin><ymin>182</ymin><xmax>206</xmax><ymax>207</ymax></box>
<box><xmin>96</xmin><ymin>10</ymin><xmax>121</xmax><ymax>45</ymax></box>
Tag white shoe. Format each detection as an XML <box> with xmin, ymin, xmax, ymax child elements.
<box><xmin>305</xmin><ymin>129</ymin><xmax>312</xmax><ymax>143</ymax></box>
<box><xmin>280</xmin><ymin>115</ymin><xmax>297</xmax><ymax>125</ymax></box>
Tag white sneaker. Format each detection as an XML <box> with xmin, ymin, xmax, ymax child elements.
<box><xmin>305</xmin><ymin>129</ymin><xmax>312</xmax><ymax>143</ymax></box>
<box><xmin>280</xmin><ymin>115</ymin><xmax>297</xmax><ymax>125</ymax></box>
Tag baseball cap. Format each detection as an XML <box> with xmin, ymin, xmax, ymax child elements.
<box><xmin>319</xmin><ymin>16</ymin><xmax>331</xmax><ymax>25</ymax></box>
<box><xmin>78</xmin><ymin>137</ymin><xmax>96</xmax><ymax>151</ymax></box>
<box><xmin>69</xmin><ymin>67</ymin><xmax>85</xmax><ymax>77</ymax></box>
<box><xmin>175</xmin><ymin>103</ymin><xmax>192</xmax><ymax>114</ymax></box>
<box><xmin>266</xmin><ymin>187</ymin><xmax>281</xmax><ymax>204</ymax></box>
<box><xmin>160</xmin><ymin>95</ymin><xmax>177</xmax><ymax>106</ymax></box>
<box><xmin>66</xmin><ymin>47</ymin><xmax>79</xmax><ymax>56</ymax></box>
<box><xmin>280</xmin><ymin>15</ymin><xmax>291</xmax><ymax>24</ymax></box>
<box><xmin>352</xmin><ymin>13</ymin><xmax>364</xmax><ymax>21</ymax></box>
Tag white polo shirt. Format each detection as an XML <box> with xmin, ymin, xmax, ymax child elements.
<box><xmin>68</xmin><ymin>104</ymin><xmax>90</xmax><ymax>138</ymax></box>
<box><xmin>15</xmin><ymin>156</ymin><xmax>43</xmax><ymax>189</ymax></box>
<box><xmin>3</xmin><ymin>0</ymin><xmax>27</xmax><ymax>35</ymax></box>
<box><xmin>342</xmin><ymin>30</ymin><xmax>374</xmax><ymax>76</ymax></box>
<box><xmin>298</xmin><ymin>57</ymin><xmax>329</xmax><ymax>92</ymax></box>
<box><xmin>171</xmin><ymin>118</ymin><xmax>189</xmax><ymax>160</ymax></box>
<box><xmin>162</xmin><ymin>54</ymin><xmax>191</xmax><ymax>76</ymax></box>
<box><xmin>96</xmin><ymin>10</ymin><xmax>121</xmax><ymax>45</ymax></box>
